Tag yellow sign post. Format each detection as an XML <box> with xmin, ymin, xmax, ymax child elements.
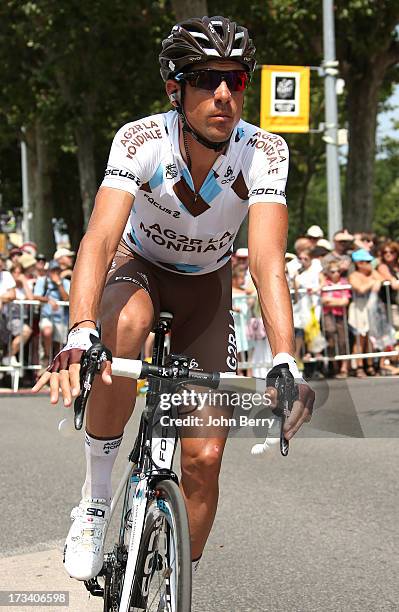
<box><xmin>260</xmin><ymin>65</ymin><xmax>310</xmax><ymax>133</ymax></box>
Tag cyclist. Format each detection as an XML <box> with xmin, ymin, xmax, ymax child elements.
<box><xmin>33</xmin><ymin>15</ymin><xmax>315</xmax><ymax>582</ymax></box>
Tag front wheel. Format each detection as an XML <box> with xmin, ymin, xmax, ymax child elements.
<box><xmin>130</xmin><ymin>478</ymin><xmax>192</xmax><ymax>611</ymax></box>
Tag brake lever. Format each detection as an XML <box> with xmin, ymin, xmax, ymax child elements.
<box><xmin>275</xmin><ymin>366</ymin><xmax>298</xmax><ymax>457</ymax></box>
<box><xmin>73</xmin><ymin>345</ymin><xmax>104</xmax><ymax>430</ymax></box>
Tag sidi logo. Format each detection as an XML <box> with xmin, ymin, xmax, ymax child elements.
<box><xmin>86</xmin><ymin>507</ymin><xmax>106</xmax><ymax>518</ymax></box>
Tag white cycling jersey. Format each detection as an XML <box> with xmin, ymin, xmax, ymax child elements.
<box><xmin>101</xmin><ymin>110</ymin><xmax>289</xmax><ymax>275</ymax></box>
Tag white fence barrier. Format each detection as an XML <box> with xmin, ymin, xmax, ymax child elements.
<box><xmin>1</xmin><ymin>282</ymin><xmax>398</xmax><ymax>390</ymax></box>
<box><xmin>0</xmin><ymin>299</ymin><xmax>69</xmax><ymax>391</ymax></box>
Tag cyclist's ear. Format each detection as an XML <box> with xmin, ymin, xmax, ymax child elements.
<box><xmin>165</xmin><ymin>81</ymin><xmax>181</xmax><ymax>107</ymax></box>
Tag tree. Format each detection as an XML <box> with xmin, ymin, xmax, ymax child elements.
<box><xmin>0</xmin><ymin>1</ymin><xmax>58</xmax><ymax>255</ymax></box>
<box><xmin>336</xmin><ymin>0</ymin><xmax>399</xmax><ymax>231</ymax></box>
<box><xmin>215</xmin><ymin>0</ymin><xmax>399</xmax><ymax>236</ymax></box>
<box><xmin>209</xmin><ymin>0</ymin><xmax>327</xmax><ymax>245</ymax></box>
<box><xmin>171</xmin><ymin>0</ymin><xmax>208</xmax><ymax>20</ymax></box>
<box><xmin>0</xmin><ymin>1</ymin><xmax>173</xmax><ymax>249</ymax></box>
<box><xmin>1</xmin><ymin>1</ymin><xmax>398</xmax><ymax>252</ymax></box>
<box><xmin>373</xmin><ymin>135</ymin><xmax>399</xmax><ymax>238</ymax></box>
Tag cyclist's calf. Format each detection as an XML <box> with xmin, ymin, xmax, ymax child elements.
<box><xmin>180</xmin><ymin>437</ymin><xmax>227</xmax><ymax>559</ymax></box>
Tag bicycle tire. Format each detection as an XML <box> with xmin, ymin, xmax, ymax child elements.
<box><xmin>102</xmin><ymin>472</ymin><xmax>136</xmax><ymax>612</ymax></box>
<box><xmin>129</xmin><ymin>478</ymin><xmax>192</xmax><ymax>611</ymax></box>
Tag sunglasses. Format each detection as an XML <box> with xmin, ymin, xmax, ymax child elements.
<box><xmin>329</xmin><ymin>269</ymin><xmax>340</xmax><ymax>273</ymax></box>
<box><xmin>383</xmin><ymin>250</ymin><xmax>396</xmax><ymax>255</ymax></box>
<box><xmin>178</xmin><ymin>69</ymin><xmax>250</xmax><ymax>92</ymax></box>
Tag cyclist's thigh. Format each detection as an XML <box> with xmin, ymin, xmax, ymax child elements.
<box><xmin>161</xmin><ymin>263</ymin><xmax>236</xmax><ymax>449</ymax></box>
<box><xmin>164</xmin><ymin>262</ymin><xmax>237</xmax><ymax>373</ymax></box>
<box><xmin>100</xmin><ymin>246</ymin><xmax>160</xmax><ymax>356</ymax></box>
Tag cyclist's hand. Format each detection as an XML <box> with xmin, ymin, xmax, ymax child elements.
<box><xmin>266</xmin><ymin>355</ymin><xmax>315</xmax><ymax>441</ymax></box>
<box><xmin>32</xmin><ymin>327</ymin><xmax>112</xmax><ymax>406</ymax></box>
<box><xmin>283</xmin><ymin>379</ymin><xmax>314</xmax><ymax>440</ymax></box>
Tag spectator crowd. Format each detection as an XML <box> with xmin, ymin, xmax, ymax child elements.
<box><xmin>0</xmin><ymin>239</ymin><xmax>74</xmax><ymax>383</ymax></box>
<box><xmin>232</xmin><ymin>226</ymin><xmax>399</xmax><ymax>379</ymax></box>
<box><xmin>2</xmin><ymin>225</ymin><xmax>399</xmax><ymax>387</ymax></box>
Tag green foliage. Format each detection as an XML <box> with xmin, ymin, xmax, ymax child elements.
<box><xmin>0</xmin><ymin>0</ymin><xmax>174</xmax><ymax>240</ymax></box>
<box><xmin>373</xmin><ymin>137</ymin><xmax>399</xmax><ymax>238</ymax></box>
<box><xmin>0</xmin><ymin>0</ymin><xmax>398</xmax><ymax>245</ymax></box>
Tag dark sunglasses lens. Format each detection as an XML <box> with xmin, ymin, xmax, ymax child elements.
<box><xmin>190</xmin><ymin>70</ymin><xmax>249</xmax><ymax>91</ymax></box>
<box><xmin>224</xmin><ymin>71</ymin><xmax>248</xmax><ymax>91</ymax></box>
<box><xmin>236</xmin><ymin>71</ymin><xmax>249</xmax><ymax>90</ymax></box>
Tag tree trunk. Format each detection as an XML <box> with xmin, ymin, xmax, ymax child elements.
<box><xmin>298</xmin><ymin>160</ymin><xmax>314</xmax><ymax>233</ymax></box>
<box><xmin>74</xmin><ymin>122</ymin><xmax>97</xmax><ymax>229</ymax></box>
<box><xmin>171</xmin><ymin>0</ymin><xmax>208</xmax><ymax>21</ymax></box>
<box><xmin>26</xmin><ymin>122</ymin><xmax>56</xmax><ymax>258</ymax></box>
<box><xmin>54</xmin><ymin>66</ymin><xmax>97</xmax><ymax>232</ymax></box>
<box><xmin>344</xmin><ymin>66</ymin><xmax>382</xmax><ymax>232</ymax></box>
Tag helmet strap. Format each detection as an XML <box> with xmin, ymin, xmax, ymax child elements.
<box><xmin>182</xmin><ymin>123</ymin><xmax>192</xmax><ymax>172</ymax></box>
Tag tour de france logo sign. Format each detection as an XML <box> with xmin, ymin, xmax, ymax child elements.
<box><xmin>260</xmin><ymin>64</ymin><xmax>310</xmax><ymax>134</ymax></box>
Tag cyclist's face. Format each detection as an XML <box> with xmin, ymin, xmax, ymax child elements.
<box><xmin>173</xmin><ymin>60</ymin><xmax>245</xmax><ymax>143</ymax></box>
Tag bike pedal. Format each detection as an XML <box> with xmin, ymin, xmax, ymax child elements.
<box><xmin>83</xmin><ymin>577</ymin><xmax>104</xmax><ymax>597</ymax></box>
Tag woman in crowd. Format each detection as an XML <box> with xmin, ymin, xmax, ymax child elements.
<box><xmin>321</xmin><ymin>262</ymin><xmax>351</xmax><ymax>378</ymax></box>
<box><xmin>293</xmin><ymin>249</ymin><xmax>323</xmax><ymax>374</ymax></box>
<box><xmin>35</xmin><ymin>254</ymin><xmax>48</xmax><ymax>279</ymax></box>
<box><xmin>232</xmin><ymin>264</ymin><xmax>253</xmax><ymax>375</ymax></box>
<box><xmin>0</xmin><ymin>254</ymin><xmax>16</xmax><ymax>360</ymax></box>
<box><xmin>376</xmin><ymin>241</ymin><xmax>399</xmax><ymax>296</ymax></box>
<box><xmin>373</xmin><ymin>241</ymin><xmax>399</xmax><ymax>373</ymax></box>
<box><xmin>5</xmin><ymin>263</ymin><xmax>34</xmax><ymax>366</ymax></box>
<box><xmin>353</xmin><ymin>232</ymin><xmax>376</xmax><ymax>253</ymax></box>
<box><xmin>348</xmin><ymin>249</ymin><xmax>382</xmax><ymax>377</ymax></box>
<box><xmin>244</xmin><ymin>272</ymin><xmax>272</xmax><ymax>378</ymax></box>
<box><xmin>33</xmin><ymin>259</ymin><xmax>70</xmax><ymax>369</ymax></box>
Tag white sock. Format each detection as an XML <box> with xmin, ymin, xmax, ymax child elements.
<box><xmin>81</xmin><ymin>431</ymin><xmax>123</xmax><ymax>504</ymax></box>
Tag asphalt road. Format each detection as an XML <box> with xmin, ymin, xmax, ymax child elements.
<box><xmin>1</xmin><ymin>377</ymin><xmax>399</xmax><ymax>611</ymax></box>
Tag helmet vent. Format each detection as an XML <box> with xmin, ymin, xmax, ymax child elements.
<box><xmin>159</xmin><ymin>15</ymin><xmax>256</xmax><ymax>81</ymax></box>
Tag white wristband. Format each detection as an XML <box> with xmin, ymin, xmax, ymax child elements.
<box><xmin>63</xmin><ymin>327</ymin><xmax>100</xmax><ymax>352</ymax></box>
<box><xmin>273</xmin><ymin>352</ymin><xmax>301</xmax><ymax>379</ymax></box>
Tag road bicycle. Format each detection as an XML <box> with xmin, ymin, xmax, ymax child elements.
<box><xmin>70</xmin><ymin>311</ymin><xmax>295</xmax><ymax>611</ymax></box>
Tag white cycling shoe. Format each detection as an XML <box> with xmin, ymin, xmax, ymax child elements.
<box><xmin>63</xmin><ymin>498</ymin><xmax>110</xmax><ymax>581</ymax></box>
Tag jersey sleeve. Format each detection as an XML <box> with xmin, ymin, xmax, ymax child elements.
<box><xmin>246</xmin><ymin>132</ymin><xmax>289</xmax><ymax>207</ymax></box>
<box><xmin>100</xmin><ymin>116</ymin><xmax>164</xmax><ymax>197</ymax></box>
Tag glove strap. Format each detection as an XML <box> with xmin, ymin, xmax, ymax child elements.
<box><xmin>68</xmin><ymin>319</ymin><xmax>98</xmax><ymax>334</ymax></box>
<box><xmin>273</xmin><ymin>352</ymin><xmax>301</xmax><ymax>379</ymax></box>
